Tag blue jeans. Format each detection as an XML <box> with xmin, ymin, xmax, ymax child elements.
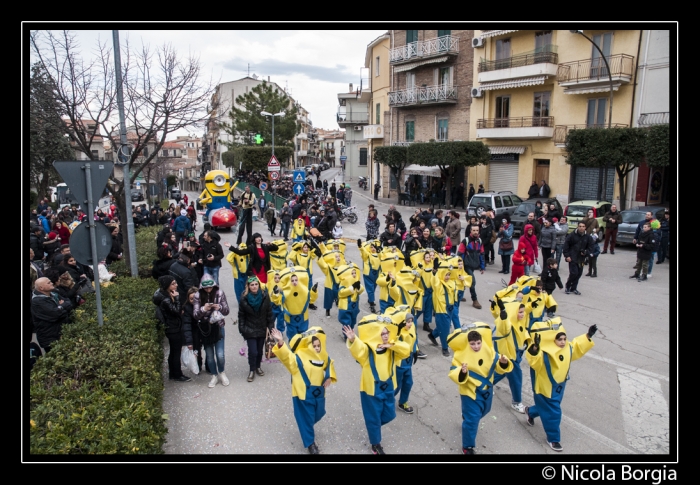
<box><xmin>204</xmin><ymin>326</ymin><xmax>225</xmax><ymax>375</ymax></box>
<box><xmin>555</xmin><ymin>244</ymin><xmax>564</xmax><ymax>268</ymax></box>
<box><xmin>203</xmin><ymin>266</ymin><xmax>220</xmax><ymax>285</ymax></box>
<box><xmin>281</xmin><ymin>221</ymin><xmax>290</xmax><ymax>239</ymax></box>
<box><xmin>648</xmin><ymin>253</ymin><xmax>656</xmax><ymax>274</ymax></box>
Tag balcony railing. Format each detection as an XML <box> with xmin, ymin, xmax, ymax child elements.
<box><xmin>557</xmin><ymin>54</ymin><xmax>635</xmax><ymax>84</ymax></box>
<box><xmin>552</xmin><ymin>123</ymin><xmax>629</xmax><ymax>144</ymax></box>
<box><xmin>479</xmin><ymin>46</ymin><xmax>558</xmax><ymax>72</ymax></box>
<box><xmin>389</xmin><ymin>84</ymin><xmax>458</xmax><ymax>106</ymax></box>
<box><xmin>392</xmin><ymin>141</ymin><xmax>414</xmax><ymax>146</ymax></box>
<box><xmin>337</xmin><ymin>112</ymin><xmax>370</xmax><ymax>123</ymax></box>
<box><xmin>638</xmin><ymin>112</ymin><xmax>670</xmax><ymax>126</ymax></box>
<box><xmin>389</xmin><ymin>35</ymin><xmax>459</xmax><ymax>63</ymax></box>
<box><xmin>477</xmin><ymin>117</ymin><xmax>554</xmax><ymax>129</ymax></box>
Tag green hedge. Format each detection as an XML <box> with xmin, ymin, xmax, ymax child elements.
<box><xmin>30</xmin><ymin>226</ymin><xmax>167</xmax><ymax>454</ymax></box>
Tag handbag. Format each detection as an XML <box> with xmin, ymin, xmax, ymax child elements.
<box><xmin>264</xmin><ymin>328</ymin><xmax>277</xmax><ymax>360</ymax></box>
<box><xmin>198</xmin><ymin>318</ymin><xmax>221</xmax><ymax>346</ymax></box>
<box><xmin>490</xmin><ymin>230</ymin><xmax>497</xmax><ymax>244</ymax></box>
<box><xmin>499</xmin><ymin>239</ymin><xmax>513</xmax><ymax>251</ymax></box>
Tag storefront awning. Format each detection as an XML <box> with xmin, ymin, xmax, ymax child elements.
<box><xmin>480</xmin><ymin>30</ymin><xmax>519</xmax><ymax>39</ymax></box>
<box><xmin>488</xmin><ymin>146</ymin><xmax>527</xmax><ymax>155</ymax></box>
<box><xmin>403</xmin><ymin>164</ymin><xmax>442</xmax><ymax>177</ymax></box>
<box><xmin>394</xmin><ymin>56</ymin><xmax>450</xmax><ymax>73</ymax></box>
<box><xmin>479</xmin><ymin>75</ymin><xmax>547</xmax><ymax>91</ymax></box>
<box><xmin>562</xmin><ymin>83</ymin><xmax>621</xmax><ymax>95</ymax></box>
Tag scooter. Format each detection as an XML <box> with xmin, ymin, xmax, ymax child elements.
<box><xmin>358</xmin><ymin>176</ymin><xmax>368</xmax><ymax>190</ymax></box>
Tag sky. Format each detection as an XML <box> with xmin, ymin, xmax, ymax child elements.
<box><xmin>55</xmin><ymin>29</ymin><xmax>389</xmax><ymax>139</ymax></box>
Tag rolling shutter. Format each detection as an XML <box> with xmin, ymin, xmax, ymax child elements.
<box><xmin>488</xmin><ymin>162</ymin><xmax>519</xmax><ymax>193</ymax></box>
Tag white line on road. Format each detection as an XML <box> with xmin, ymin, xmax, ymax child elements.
<box><xmin>587</xmin><ymin>352</ymin><xmax>669</xmax><ymax>382</ymax></box>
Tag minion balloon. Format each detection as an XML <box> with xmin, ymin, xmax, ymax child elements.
<box><xmin>198</xmin><ymin>170</ymin><xmax>238</xmax><ymax>229</ymax></box>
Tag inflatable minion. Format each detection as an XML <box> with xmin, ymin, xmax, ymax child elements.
<box><xmin>225</xmin><ymin>242</ymin><xmax>248</xmax><ymax>303</ymax></box>
<box><xmin>384</xmin><ymin>305</ymin><xmax>418</xmax><ymax>414</ymax></box>
<box><xmin>288</xmin><ymin>241</ymin><xmax>317</xmax><ymax>291</ymax></box>
<box><xmin>197</xmin><ymin>170</ymin><xmax>237</xmax><ymax>220</ymax></box>
<box><xmin>272</xmin><ymin>327</ymin><xmax>337</xmax><ymax>454</ymax></box>
<box><xmin>292</xmin><ymin>218</ymin><xmax>307</xmax><ymax>242</ymax></box>
<box><xmin>337</xmin><ymin>263</ymin><xmax>364</xmax><ymax>335</ymax></box>
<box><xmin>343</xmin><ymin>314</ymin><xmax>412</xmax><ymax>454</ymax></box>
<box><xmin>411</xmin><ymin>249</ymin><xmax>435</xmax><ymax>331</ymax></box>
<box><xmin>428</xmin><ymin>258</ymin><xmax>458</xmax><ymax>354</ymax></box>
<box><xmin>271</xmin><ymin>266</ymin><xmax>319</xmax><ymax>340</ymax></box>
<box><xmin>377</xmin><ymin>248</ymin><xmax>405</xmax><ymax>313</ymax></box>
<box><xmin>448</xmin><ymin>256</ymin><xmax>472</xmax><ymax>330</ymax></box>
<box><xmin>492</xmin><ymin>299</ymin><xmax>531</xmax><ymax>412</ymax></box>
<box><xmin>447</xmin><ymin>324</ymin><xmax>513</xmax><ymax>454</ymax></box>
<box><xmin>268</xmin><ymin>239</ymin><xmax>289</xmax><ymax>272</ymax></box>
<box><xmin>358</xmin><ymin>239</ymin><xmax>382</xmax><ymax>313</ymax></box>
<box><xmin>525</xmin><ymin>318</ymin><xmax>597</xmax><ymax>451</ymax></box>
<box><xmin>266</xmin><ymin>269</ymin><xmax>285</xmax><ymax>333</ymax></box>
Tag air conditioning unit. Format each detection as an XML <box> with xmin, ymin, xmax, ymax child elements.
<box><xmin>353</xmin><ymin>126</ymin><xmax>363</xmax><ymax>131</ymax></box>
<box><xmin>471</xmin><ymin>87</ymin><xmax>484</xmax><ymax>98</ymax></box>
<box><xmin>472</xmin><ymin>37</ymin><xmax>484</xmax><ymax>48</ymax></box>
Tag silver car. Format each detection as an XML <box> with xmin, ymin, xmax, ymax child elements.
<box><xmin>615</xmin><ymin>206</ymin><xmax>666</xmax><ymax>245</ymax></box>
<box><xmin>467</xmin><ymin>191</ymin><xmax>523</xmax><ymax>218</ymax></box>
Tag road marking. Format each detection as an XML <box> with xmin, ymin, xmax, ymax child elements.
<box><xmin>617</xmin><ymin>368</ymin><xmax>670</xmax><ymax>454</ymax></box>
<box><xmin>587</xmin><ymin>352</ymin><xmax>669</xmax><ymax>382</ymax></box>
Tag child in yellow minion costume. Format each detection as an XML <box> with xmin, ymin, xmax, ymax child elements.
<box><xmin>342</xmin><ymin>314</ymin><xmax>412</xmax><ymax>454</ymax></box>
<box><xmin>337</xmin><ymin>263</ymin><xmax>364</xmax><ymax>337</ymax></box>
<box><xmin>271</xmin><ymin>266</ymin><xmax>319</xmax><ymax>340</ymax></box>
<box><xmin>288</xmin><ymin>241</ymin><xmax>318</xmax><ymax>310</ymax></box>
<box><xmin>411</xmin><ymin>249</ymin><xmax>435</xmax><ymax>332</ymax></box>
<box><xmin>524</xmin><ymin>319</ymin><xmax>597</xmax><ymax>452</ymax></box>
<box><xmin>358</xmin><ymin>238</ymin><xmax>382</xmax><ymax>314</ymax></box>
<box><xmin>427</xmin><ymin>258</ymin><xmax>458</xmax><ymax>357</ymax></box>
<box><xmin>268</xmin><ymin>239</ymin><xmax>289</xmax><ymax>272</ymax></box>
<box><xmin>225</xmin><ymin>242</ymin><xmax>248</xmax><ymax>304</ymax></box>
<box><xmin>384</xmin><ymin>305</ymin><xmax>418</xmax><ymax>414</ymax></box>
<box><xmin>270</xmin><ymin>326</ymin><xmax>337</xmax><ymax>455</ymax></box>
<box><xmin>315</xmin><ymin>241</ymin><xmax>346</xmax><ymax>318</ymax></box>
<box><xmin>376</xmin><ymin>247</ymin><xmax>404</xmax><ymax>313</ymax></box>
<box><xmin>393</xmin><ymin>267</ymin><xmax>423</xmax><ymax>314</ymax></box>
<box><xmin>447</xmin><ymin>323</ymin><xmax>513</xmax><ymax>455</ymax></box>
<box><xmin>292</xmin><ymin>217</ymin><xmax>307</xmax><ymax>242</ymax></box>
<box><xmin>266</xmin><ymin>269</ymin><xmax>285</xmax><ymax>333</ymax></box>
<box><xmin>449</xmin><ymin>256</ymin><xmax>472</xmax><ymax>330</ymax></box>
<box><xmin>522</xmin><ymin>281</ymin><xmax>558</xmax><ymax>331</ymax></box>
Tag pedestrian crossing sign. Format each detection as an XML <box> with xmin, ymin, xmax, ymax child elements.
<box><xmin>293</xmin><ymin>170</ymin><xmax>306</xmax><ymax>183</ymax></box>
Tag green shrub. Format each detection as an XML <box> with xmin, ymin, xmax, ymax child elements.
<box><xmin>110</xmin><ymin>226</ymin><xmax>160</xmax><ymax>279</ymax></box>
<box><xmin>30</xmin><ymin>226</ymin><xmax>167</xmax><ymax>454</ymax></box>
<box><xmin>30</xmin><ymin>191</ymin><xmax>38</xmax><ymax>208</ymax></box>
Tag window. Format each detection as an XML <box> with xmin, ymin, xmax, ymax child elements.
<box><xmin>438</xmin><ymin>67</ymin><xmax>452</xmax><ymax>86</ymax></box>
<box><xmin>587</xmin><ymin>98</ymin><xmax>607</xmax><ymax>127</ymax></box>
<box><xmin>591</xmin><ymin>32</ymin><xmax>613</xmax><ymax>78</ymax></box>
<box><xmin>143</xmin><ymin>147</ymin><xmax>149</xmax><ymax>157</ymax></box>
<box><xmin>495</xmin><ymin>38</ymin><xmax>511</xmax><ymax>69</ymax></box>
<box><xmin>91</xmin><ymin>150</ymin><xmax>99</xmax><ymax>159</ymax></box>
<box><xmin>405</xmin><ymin>121</ymin><xmax>415</xmax><ymax>142</ymax></box>
<box><xmin>375</xmin><ymin>56</ymin><xmax>380</xmax><ymax>76</ymax></box>
<box><xmin>359</xmin><ymin>148</ymin><xmax>368</xmax><ymax>166</ymax></box>
<box><xmin>162</xmin><ymin>149</ymin><xmax>169</xmax><ymax>157</ymax></box>
<box><xmin>534</xmin><ymin>31</ymin><xmax>553</xmax><ymax>63</ymax></box>
<box><xmin>495</xmin><ymin>95</ymin><xmax>510</xmax><ymax>127</ymax></box>
<box><xmin>533</xmin><ymin>92</ymin><xmax>551</xmax><ymax>126</ymax></box>
<box><xmin>438</xmin><ymin>29</ymin><xmax>451</xmax><ymax>37</ymax></box>
<box><xmin>438</xmin><ymin>30</ymin><xmax>451</xmax><ymax>52</ymax></box>
<box><xmin>376</xmin><ymin>103</ymin><xmax>381</xmax><ymax>125</ymax></box>
<box><xmin>406</xmin><ymin>30</ymin><xmax>419</xmax><ymax>58</ymax></box>
<box><xmin>406</xmin><ymin>72</ymin><xmax>415</xmax><ymax>90</ymax></box>
<box><xmin>438</xmin><ymin>119</ymin><xmax>448</xmax><ymax>141</ymax></box>
<box><xmin>494</xmin><ymin>197</ymin><xmax>504</xmax><ymax>209</ymax></box>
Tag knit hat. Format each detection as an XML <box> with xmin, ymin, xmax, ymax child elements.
<box><xmin>158</xmin><ymin>275</ymin><xmax>175</xmax><ymax>292</ymax></box>
<box><xmin>180</xmin><ymin>210</ymin><xmax>187</xmax><ymax>216</ymax></box>
<box><xmin>551</xmin><ymin>217</ymin><xmax>559</xmax><ymax>223</ymax></box>
<box><xmin>48</xmin><ymin>231</ymin><xmax>58</xmax><ymax>240</ymax></box>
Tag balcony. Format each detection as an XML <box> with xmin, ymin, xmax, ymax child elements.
<box><xmin>478</xmin><ymin>47</ymin><xmax>559</xmax><ymax>83</ymax></box>
<box><xmin>389</xmin><ymin>35</ymin><xmax>459</xmax><ymax>65</ymax></box>
<box><xmin>337</xmin><ymin>111</ymin><xmax>370</xmax><ymax>127</ymax></box>
<box><xmin>297</xmin><ymin>132</ymin><xmax>307</xmax><ymax>140</ymax></box>
<box><xmin>638</xmin><ymin>112</ymin><xmax>670</xmax><ymax>126</ymax></box>
<box><xmin>388</xmin><ymin>84</ymin><xmax>458</xmax><ymax>107</ymax></box>
<box><xmin>297</xmin><ymin>150</ymin><xmax>308</xmax><ymax>157</ymax></box>
<box><xmin>553</xmin><ymin>124</ymin><xmax>629</xmax><ymax>146</ymax></box>
<box><xmin>557</xmin><ymin>54</ymin><xmax>634</xmax><ymax>94</ymax></box>
<box><xmin>476</xmin><ymin>117</ymin><xmax>554</xmax><ymax>140</ymax></box>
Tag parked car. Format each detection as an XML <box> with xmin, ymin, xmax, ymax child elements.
<box><xmin>321</xmin><ymin>162</ymin><xmax>330</xmax><ymax>170</ymax></box>
<box><xmin>169</xmin><ymin>187</ymin><xmax>182</xmax><ymax>200</ymax></box>
<box><xmin>511</xmin><ymin>197</ymin><xmax>563</xmax><ymax>236</ymax></box>
<box><xmin>563</xmin><ymin>200</ymin><xmax>611</xmax><ymax>233</ymax></box>
<box><xmin>467</xmin><ymin>191</ymin><xmax>523</xmax><ymax>219</ymax></box>
<box><xmin>131</xmin><ymin>191</ymin><xmax>145</xmax><ymax>202</ymax></box>
<box><xmin>616</xmin><ymin>206</ymin><xmax>667</xmax><ymax>245</ymax></box>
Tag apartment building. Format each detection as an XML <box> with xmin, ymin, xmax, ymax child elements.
<box><xmin>296</xmin><ymin>105</ymin><xmax>311</xmax><ymax>167</ymax></box>
<box><xmin>468</xmin><ymin>29</ymin><xmax>651</xmax><ymax>206</ymax></box>
<box><xmin>65</xmin><ymin>119</ymin><xmax>105</xmax><ymax>161</ymax></box>
<box><xmin>316</xmin><ymin>129</ymin><xmax>345</xmax><ymax>168</ymax></box>
<box><xmin>387</xmin><ymin>29</ymin><xmax>474</xmax><ymax>200</ymax></box>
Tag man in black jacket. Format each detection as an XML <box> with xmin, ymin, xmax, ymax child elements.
<box><xmin>31</xmin><ymin>277</ymin><xmax>73</xmax><ymax>353</ymax></box>
<box><xmin>169</xmin><ymin>253</ymin><xmax>198</xmax><ymax>297</ymax></box>
<box><xmin>631</xmin><ymin>222</ymin><xmax>656</xmax><ymax>282</ymax></box>
<box><xmin>316</xmin><ymin>208</ymin><xmax>337</xmax><ymax>240</ymax></box>
<box><xmin>200</xmin><ymin>230</ymin><xmax>224</xmax><ymax>285</ymax></box>
<box><xmin>563</xmin><ymin>222</ymin><xmax>594</xmax><ymax>295</ymax></box>
<box><xmin>380</xmin><ymin>223</ymin><xmax>400</xmax><ymax>248</ymax></box>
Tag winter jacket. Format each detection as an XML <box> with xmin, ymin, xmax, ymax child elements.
<box><xmin>636</xmin><ymin>229</ymin><xmax>656</xmax><ymax>260</ymax></box>
<box><xmin>238</xmin><ymin>290</ymin><xmax>274</xmax><ymax>340</ymax></box>
<box><xmin>31</xmin><ymin>289</ymin><xmax>73</xmax><ymax>348</ymax></box>
<box><xmin>169</xmin><ymin>260</ymin><xmax>198</xmax><ymax>297</ymax></box>
<box><xmin>152</xmin><ymin>288</ymin><xmax>182</xmax><ymax>336</ymax></box>
<box><xmin>380</xmin><ymin>230</ymin><xmax>401</xmax><ymax>248</ymax></box>
<box><xmin>479</xmin><ymin>220</ymin><xmax>494</xmax><ymax>246</ymax></box>
<box><xmin>106</xmin><ymin>234</ymin><xmax>122</xmax><ymax>265</ymax></box>
<box><xmin>581</xmin><ymin>216</ymin><xmax>600</xmax><ymax>235</ymax></box>
<box><xmin>181</xmin><ymin>301</ymin><xmax>197</xmax><ymax>346</ymax></box>
<box><xmin>152</xmin><ymin>257</ymin><xmax>175</xmax><ymax>280</ymax></box>
<box><xmin>519</xmin><ymin>224</ymin><xmax>539</xmax><ymax>262</ymax></box>
<box><xmin>172</xmin><ymin>215</ymin><xmax>192</xmax><ymax>234</ymax></box>
<box><xmin>192</xmin><ymin>276</ymin><xmax>230</xmax><ymax>323</ymax></box>
<box><xmin>497</xmin><ymin>223</ymin><xmax>515</xmax><ymax>256</ymax></box>
<box><xmin>554</xmin><ymin>222</ymin><xmax>569</xmax><ymax>246</ymax></box>
<box><xmin>563</xmin><ymin>230</ymin><xmax>594</xmax><ymax>264</ymax></box>
<box><xmin>602</xmin><ymin>210</ymin><xmax>622</xmax><ymax>231</ymax></box>
<box><xmin>280</xmin><ymin>206</ymin><xmax>293</xmax><ymax>224</ymax></box>
<box><xmin>445</xmin><ymin>218</ymin><xmax>462</xmax><ymax>247</ymax></box>
<box><xmin>201</xmin><ymin>237</ymin><xmax>224</xmax><ymax>269</ymax></box>
<box><xmin>458</xmin><ymin>235</ymin><xmax>485</xmax><ymax>271</ymax></box>
<box><xmin>541</xmin><ymin>266</ymin><xmax>563</xmax><ymax>293</ymax></box>
<box><xmin>365</xmin><ymin>216</ymin><xmax>380</xmax><ymax>239</ymax></box>
<box><xmin>539</xmin><ymin>224</ymin><xmax>557</xmax><ymax>250</ymax></box>
<box><xmin>229</xmin><ymin>242</ymin><xmax>280</xmax><ymax>276</ymax></box>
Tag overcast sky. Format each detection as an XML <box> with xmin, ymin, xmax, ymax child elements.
<box><xmin>63</xmin><ymin>29</ymin><xmax>388</xmax><ymax>138</ymax></box>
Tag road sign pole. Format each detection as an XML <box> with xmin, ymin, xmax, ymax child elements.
<box><xmin>84</xmin><ymin>163</ymin><xmax>105</xmax><ymax>326</ymax></box>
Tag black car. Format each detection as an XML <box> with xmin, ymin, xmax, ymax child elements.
<box><xmin>616</xmin><ymin>206</ymin><xmax>666</xmax><ymax>245</ymax></box>
<box><xmin>131</xmin><ymin>191</ymin><xmax>144</xmax><ymax>202</ymax></box>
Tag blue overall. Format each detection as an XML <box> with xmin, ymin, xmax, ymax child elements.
<box><xmin>394</xmin><ymin>338</ymin><xmax>417</xmax><ymax>406</ymax></box>
<box><xmin>459</xmin><ymin>357</ymin><xmax>498</xmax><ymax>449</ymax></box>
<box><xmin>431</xmin><ymin>287</ymin><xmax>452</xmax><ymax>350</ymax></box>
<box><xmin>451</xmin><ymin>289</ymin><xmax>465</xmax><ymax>330</ymax></box>
<box><xmin>205</xmin><ymin>194</ymin><xmax>230</xmax><ymax>219</ymax></box>
<box><xmin>528</xmin><ymin>309</ymin><xmax>544</xmax><ymax>329</ymax></box>
<box><xmin>360</xmin><ymin>348</ymin><xmax>396</xmax><ymax>445</ymax></box>
<box><xmin>338</xmin><ymin>292</ymin><xmax>360</xmax><ymax>331</ymax></box>
<box><xmin>292</xmin><ymin>354</ymin><xmax>331</xmax><ymax>448</ymax></box>
<box><xmin>527</xmin><ymin>346</ymin><xmax>572</xmax><ymax>443</ymax></box>
<box><xmin>273</xmin><ymin>303</ymin><xmax>285</xmax><ymax>333</ymax></box>
<box><xmin>415</xmin><ymin>287</ymin><xmax>433</xmax><ymax>325</ymax></box>
<box><xmin>364</xmin><ymin>268</ymin><xmax>379</xmax><ymax>304</ymax></box>
<box><xmin>379</xmin><ymin>295</ymin><xmax>395</xmax><ymax>313</ymax></box>
<box><xmin>282</xmin><ymin>294</ymin><xmax>310</xmax><ymax>340</ymax></box>
<box><xmin>323</xmin><ymin>272</ymin><xmax>339</xmax><ymax>311</ymax></box>
<box><xmin>492</xmin><ymin>328</ymin><xmax>524</xmax><ymax>404</ymax></box>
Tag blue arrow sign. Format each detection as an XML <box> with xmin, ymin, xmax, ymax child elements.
<box><xmin>293</xmin><ymin>183</ymin><xmax>306</xmax><ymax>196</ymax></box>
<box><xmin>293</xmin><ymin>170</ymin><xmax>306</xmax><ymax>183</ymax></box>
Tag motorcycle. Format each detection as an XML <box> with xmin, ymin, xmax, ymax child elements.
<box><xmin>337</xmin><ymin>205</ymin><xmax>358</xmax><ymax>224</ymax></box>
<box><xmin>358</xmin><ymin>176</ymin><xmax>368</xmax><ymax>190</ymax></box>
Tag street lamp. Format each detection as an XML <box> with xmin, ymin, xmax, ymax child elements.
<box><xmin>260</xmin><ymin>111</ymin><xmax>285</xmax><ymax>158</ymax></box>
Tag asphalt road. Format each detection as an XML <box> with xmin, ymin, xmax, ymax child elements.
<box><xmin>160</xmin><ymin>169</ymin><xmax>672</xmax><ymax>458</ymax></box>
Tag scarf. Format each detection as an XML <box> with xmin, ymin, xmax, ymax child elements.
<box><xmin>247</xmin><ymin>290</ymin><xmax>263</xmax><ymax>312</ymax></box>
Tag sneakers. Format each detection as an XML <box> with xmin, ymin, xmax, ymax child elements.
<box><xmin>472</xmin><ymin>300</ymin><xmax>482</xmax><ymax>309</ymax></box>
<box><xmin>646</xmin><ymin>274</ymin><xmax>652</xmax><ymax>279</ymax></box>
<box><xmin>309</xmin><ymin>304</ymin><xmax>318</xmax><ymax>310</ymax></box>
<box><xmin>208</xmin><ymin>375</ymin><xmax>218</xmax><ymax>388</ymax></box>
<box><xmin>442</xmin><ymin>348</ymin><xmax>450</xmax><ymax>357</ymax></box>
<box><xmin>525</xmin><ymin>406</ymin><xmax>535</xmax><ymax>427</ymax></box>
<box><xmin>548</xmin><ymin>441</ymin><xmax>563</xmax><ymax>452</ymax></box>
<box><xmin>416</xmin><ymin>350</ymin><xmax>427</xmax><ymax>359</ymax></box>
<box><xmin>564</xmin><ymin>288</ymin><xmax>571</xmax><ymax>294</ymax></box>
<box><xmin>219</xmin><ymin>372</ymin><xmax>230</xmax><ymax>386</ymax></box>
<box><xmin>638</xmin><ymin>275</ymin><xmax>648</xmax><ymax>282</ymax></box>
<box><xmin>171</xmin><ymin>375</ymin><xmax>192</xmax><ymax>382</ymax></box>
<box><xmin>371</xmin><ymin>444</ymin><xmax>385</xmax><ymax>455</ymax></box>
<box><xmin>511</xmin><ymin>402</ymin><xmax>526</xmax><ymax>414</ymax></box>
<box><xmin>308</xmin><ymin>443</ymin><xmax>320</xmax><ymax>455</ymax></box>
<box><xmin>572</xmin><ymin>290</ymin><xmax>581</xmax><ymax>295</ymax></box>
<box><xmin>462</xmin><ymin>447</ymin><xmax>476</xmax><ymax>455</ymax></box>
<box><xmin>326</xmin><ymin>310</ymin><xmax>331</xmax><ymax>318</ymax></box>
<box><xmin>247</xmin><ymin>371</ymin><xmax>255</xmax><ymax>382</ymax></box>
<box><xmin>398</xmin><ymin>403</ymin><xmax>414</xmax><ymax>414</ymax></box>
<box><xmin>427</xmin><ymin>333</ymin><xmax>438</xmax><ymax>346</ymax></box>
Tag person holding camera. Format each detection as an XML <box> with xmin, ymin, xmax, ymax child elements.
<box><xmin>562</xmin><ymin>222</ymin><xmax>595</xmax><ymax>295</ymax></box>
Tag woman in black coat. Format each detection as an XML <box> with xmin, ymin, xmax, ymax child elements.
<box><xmin>152</xmin><ymin>246</ymin><xmax>176</xmax><ymax>279</ymax></box>
<box><xmin>181</xmin><ymin>287</ymin><xmax>203</xmax><ymax>372</ymax></box>
<box><xmin>153</xmin><ymin>275</ymin><xmax>191</xmax><ymax>382</ymax></box>
<box><xmin>238</xmin><ymin>277</ymin><xmax>275</xmax><ymax>382</ymax></box>
<box><xmin>403</xmin><ymin>227</ymin><xmax>423</xmax><ymax>266</ymax></box>
<box><xmin>225</xmin><ymin>233</ymin><xmax>279</xmax><ymax>284</ymax></box>
<box><xmin>106</xmin><ymin>225</ymin><xmax>123</xmax><ymax>265</ymax></box>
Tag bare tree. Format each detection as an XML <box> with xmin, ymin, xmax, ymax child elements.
<box><xmin>30</xmin><ymin>30</ymin><xmax>217</xmax><ymax>274</ymax></box>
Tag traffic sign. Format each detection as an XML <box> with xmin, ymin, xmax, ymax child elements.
<box><xmin>53</xmin><ymin>160</ymin><xmax>115</xmax><ymax>214</ymax></box>
<box><xmin>340</xmin><ymin>156</ymin><xmax>347</xmax><ymax>161</ymax></box>
<box><xmin>259</xmin><ymin>181</ymin><xmax>268</xmax><ymax>191</ymax></box>
<box><xmin>267</xmin><ymin>155</ymin><xmax>281</xmax><ymax>170</ymax></box>
<box><xmin>69</xmin><ymin>221</ymin><xmax>113</xmax><ymax>265</ymax></box>
<box><xmin>293</xmin><ymin>183</ymin><xmax>306</xmax><ymax>196</ymax></box>
<box><xmin>293</xmin><ymin>170</ymin><xmax>306</xmax><ymax>183</ymax></box>
<box><xmin>268</xmin><ymin>171</ymin><xmax>280</xmax><ymax>181</ymax></box>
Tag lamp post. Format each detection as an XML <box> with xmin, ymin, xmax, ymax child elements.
<box><xmin>260</xmin><ymin>110</ymin><xmax>285</xmax><ymax>158</ymax></box>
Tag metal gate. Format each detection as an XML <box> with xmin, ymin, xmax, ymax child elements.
<box><xmin>488</xmin><ymin>161</ymin><xmax>519</xmax><ymax>194</ymax></box>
